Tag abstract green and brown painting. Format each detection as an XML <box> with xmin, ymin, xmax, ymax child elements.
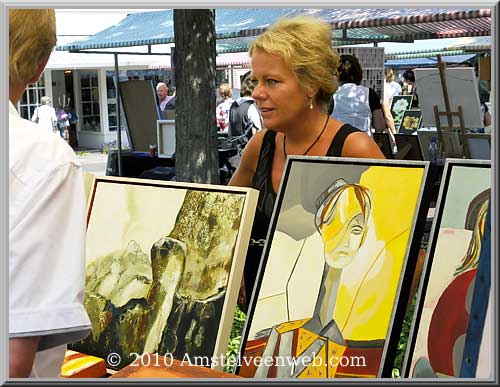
<box><xmin>71</xmin><ymin>176</ymin><xmax>258</xmax><ymax>370</ymax></box>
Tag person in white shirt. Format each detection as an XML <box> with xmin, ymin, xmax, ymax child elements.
<box><xmin>330</xmin><ymin>54</ymin><xmax>386</xmax><ymax>136</ymax></box>
<box><xmin>31</xmin><ymin>96</ymin><xmax>58</xmax><ymax>132</ymax></box>
<box><xmin>9</xmin><ymin>9</ymin><xmax>91</xmax><ymax>378</ymax></box>
<box><xmin>216</xmin><ymin>83</ymin><xmax>234</xmax><ymax>132</ymax></box>
<box><xmin>383</xmin><ymin>67</ymin><xmax>402</xmax><ymax>105</ymax></box>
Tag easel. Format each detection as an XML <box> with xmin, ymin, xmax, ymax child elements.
<box><xmin>433</xmin><ymin>55</ymin><xmax>471</xmax><ymax>159</ymax></box>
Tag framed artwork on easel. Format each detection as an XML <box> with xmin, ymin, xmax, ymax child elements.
<box><xmin>414</xmin><ymin>67</ymin><xmax>483</xmax><ymax>129</ymax></box>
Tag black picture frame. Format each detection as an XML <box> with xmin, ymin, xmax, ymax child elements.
<box><xmin>399</xmin><ymin>110</ymin><xmax>423</xmax><ymax>134</ymax></box>
<box><xmin>395</xmin><ymin>134</ymin><xmax>424</xmax><ymax>161</ymax></box>
<box><xmin>236</xmin><ymin>156</ymin><xmax>433</xmax><ymax>378</ymax></box>
<box><xmin>390</xmin><ymin>95</ymin><xmax>414</xmax><ymax>130</ymax></box>
<box><xmin>402</xmin><ymin>159</ymin><xmax>491</xmax><ymax>378</ymax></box>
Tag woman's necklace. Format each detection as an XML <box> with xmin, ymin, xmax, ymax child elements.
<box><xmin>283</xmin><ymin>115</ymin><xmax>330</xmax><ymax>158</ymax></box>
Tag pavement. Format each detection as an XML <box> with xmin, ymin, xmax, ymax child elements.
<box><xmin>75</xmin><ymin>150</ymin><xmax>108</xmax><ymax>176</ymax></box>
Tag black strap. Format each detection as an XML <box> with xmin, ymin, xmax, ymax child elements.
<box><xmin>327</xmin><ymin>124</ymin><xmax>361</xmax><ymax>157</ymax></box>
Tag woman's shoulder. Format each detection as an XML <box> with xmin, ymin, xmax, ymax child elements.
<box><xmin>341</xmin><ymin>129</ymin><xmax>385</xmax><ymax>159</ymax></box>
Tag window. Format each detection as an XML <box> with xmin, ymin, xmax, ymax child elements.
<box><xmin>80</xmin><ymin>71</ymin><xmax>101</xmax><ymax>131</ymax></box>
<box><xmin>18</xmin><ymin>75</ymin><xmax>46</xmax><ymax>120</ymax></box>
<box><xmin>106</xmin><ymin>70</ymin><xmax>128</xmax><ymax>132</ymax></box>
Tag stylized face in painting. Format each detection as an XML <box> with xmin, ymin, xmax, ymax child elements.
<box><xmin>315</xmin><ymin>182</ymin><xmax>371</xmax><ymax>269</ymax></box>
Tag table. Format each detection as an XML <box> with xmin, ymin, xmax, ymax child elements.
<box><xmin>110</xmin><ymin>357</ymin><xmax>243</xmax><ymax>379</ymax></box>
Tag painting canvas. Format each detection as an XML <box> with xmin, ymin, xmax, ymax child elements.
<box><xmin>403</xmin><ymin>159</ymin><xmax>491</xmax><ymax>378</ymax></box>
<box><xmin>390</xmin><ymin>95</ymin><xmax>413</xmax><ymax>130</ymax></box>
<box><xmin>475</xmin><ymin>289</ymin><xmax>493</xmax><ymax>378</ymax></box>
<box><xmin>414</xmin><ymin>67</ymin><xmax>483</xmax><ymax>129</ymax></box>
<box><xmin>459</xmin><ymin>199</ymin><xmax>491</xmax><ymax>377</ymax></box>
<box><xmin>417</xmin><ymin>130</ymin><xmax>463</xmax><ymax>160</ymax></box>
<box><xmin>157</xmin><ymin>119</ymin><xmax>176</xmax><ymax>158</ymax></box>
<box><xmin>238</xmin><ymin>157</ymin><xmax>431</xmax><ymax>379</ymax></box>
<box><xmin>463</xmin><ymin>133</ymin><xmax>491</xmax><ymax>160</ymax></box>
<box><xmin>399</xmin><ymin>110</ymin><xmax>422</xmax><ymax>134</ymax></box>
<box><xmin>119</xmin><ymin>80</ymin><xmax>160</xmax><ymax>152</ymax></box>
<box><xmin>71</xmin><ymin>176</ymin><xmax>258</xmax><ymax>370</ymax></box>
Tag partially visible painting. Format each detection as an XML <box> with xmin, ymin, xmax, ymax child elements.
<box><xmin>399</xmin><ymin>110</ymin><xmax>422</xmax><ymax>134</ymax></box>
<box><xmin>460</xmin><ymin>199</ymin><xmax>491</xmax><ymax>378</ymax></box>
<box><xmin>238</xmin><ymin>157</ymin><xmax>431</xmax><ymax>378</ymax></box>
<box><xmin>403</xmin><ymin>159</ymin><xmax>491</xmax><ymax>378</ymax></box>
<box><xmin>71</xmin><ymin>176</ymin><xmax>258</xmax><ymax>370</ymax></box>
<box><xmin>390</xmin><ymin>95</ymin><xmax>413</xmax><ymax>130</ymax></box>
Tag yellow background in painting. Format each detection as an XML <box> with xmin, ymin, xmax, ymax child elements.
<box><xmin>333</xmin><ymin>166</ymin><xmax>424</xmax><ymax>341</ymax></box>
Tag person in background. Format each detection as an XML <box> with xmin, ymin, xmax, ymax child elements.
<box><xmin>402</xmin><ymin>69</ymin><xmax>419</xmax><ymax>108</ymax></box>
<box><xmin>384</xmin><ymin>67</ymin><xmax>402</xmax><ymax>105</ymax></box>
<box><xmin>55</xmin><ymin>105</ymin><xmax>70</xmax><ymax>142</ymax></box>
<box><xmin>156</xmin><ymin>82</ymin><xmax>174</xmax><ymax>111</ymax></box>
<box><xmin>65</xmin><ymin>103</ymin><xmax>79</xmax><ymax>149</ymax></box>
<box><xmin>381</xmin><ymin>67</ymin><xmax>401</xmax><ymax>142</ymax></box>
<box><xmin>228</xmin><ymin>71</ymin><xmax>263</xmax><ymax>140</ymax></box>
<box><xmin>9</xmin><ymin>9</ymin><xmax>91</xmax><ymax>378</ymax></box>
<box><xmin>229</xmin><ymin>16</ymin><xmax>384</xmax><ymax>310</ymax></box>
<box><xmin>31</xmin><ymin>96</ymin><xmax>57</xmax><ymax>133</ymax></box>
<box><xmin>329</xmin><ymin>54</ymin><xmax>387</xmax><ymax>136</ymax></box>
<box><xmin>216</xmin><ymin>83</ymin><xmax>234</xmax><ymax>132</ymax></box>
<box><xmin>164</xmin><ymin>86</ymin><xmax>176</xmax><ymax>111</ymax></box>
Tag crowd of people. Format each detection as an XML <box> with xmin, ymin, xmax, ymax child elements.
<box><xmin>30</xmin><ymin>95</ymin><xmax>79</xmax><ymax>147</ymax></box>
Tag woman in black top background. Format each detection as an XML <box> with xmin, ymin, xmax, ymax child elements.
<box><xmin>229</xmin><ymin>16</ymin><xmax>385</xmax><ymax>311</ymax></box>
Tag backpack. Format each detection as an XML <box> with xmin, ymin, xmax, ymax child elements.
<box><xmin>228</xmin><ymin>100</ymin><xmax>257</xmax><ymax>140</ymax></box>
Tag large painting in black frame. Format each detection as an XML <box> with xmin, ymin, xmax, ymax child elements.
<box><xmin>403</xmin><ymin>159</ymin><xmax>491</xmax><ymax>378</ymax></box>
<box><xmin>236</xmin><ymin>156</ymin><xmax>433</xmax><ymax>378</ymax></box>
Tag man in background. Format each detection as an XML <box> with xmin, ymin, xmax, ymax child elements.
<box><xmin>156</xmin><ymin>82</ymin><xmax>175</xmax><ymax>112</ymax></box>
<box><xmin>9</xmin><ymin>9</ymin><xmax>91</xmax><ymax>378</ymax></box>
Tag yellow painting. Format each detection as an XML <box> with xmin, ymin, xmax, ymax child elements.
<box><xmin>240</xmin><ymin>161</ymin><xmax>427</xmax><ymax>379</ymax></box>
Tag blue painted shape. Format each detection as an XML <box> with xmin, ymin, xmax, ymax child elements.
<box><xmin>460</xmin><ymin>198</ymin><xmax>491</xmax><ymax>377</ymax></box>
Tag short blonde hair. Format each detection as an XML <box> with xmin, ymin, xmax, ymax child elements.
<box><xmin>385</xmin><ymin>67</ymin><xmax>395</xmax><ymax>82</ymax></box>
<box><xmin>249</xmin><ymin>16</ymin><xmax>339</xmax><ymax>111</ymax></box>
<box><xmin>219</xmin><ymin>83</ymin><xmax>232</xmax><ymax>98</ymax></box>
<box><xmin>9</xmin><ymin>9</ymin><xmax>56</xmax><ymax>84</ymax></box>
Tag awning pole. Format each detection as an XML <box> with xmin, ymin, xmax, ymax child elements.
<box><xmin>114</xmin><ymin>53</ymin><xmax>122</xmax><ymax>176</ymax></box>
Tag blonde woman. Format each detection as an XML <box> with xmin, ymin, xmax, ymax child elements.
<box><xmin>229</xmin><ymin>16</ymin><xmax>384</xmax><ymax>308</ymax></box>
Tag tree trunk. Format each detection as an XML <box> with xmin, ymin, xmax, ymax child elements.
<box><xmin>173</xmin><ymin>9</ymin><xmax>219</xmax><ymax>184</ymax></box>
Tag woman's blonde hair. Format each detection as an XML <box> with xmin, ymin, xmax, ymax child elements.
<box><xmin>249</xmin><ymin>16</ymin><xmax>339</xmax><ymax>111</ymax></box>
<box><xmin>385</xmin><ymin>67</ymin><xmax>395</xmax><ymax>82</ymax></box>
<box><xmin>219</xmin><ymin>83</ymin><xmax>232</xmax><ymax>99</ymax></box>
<box><xmin>9</xmin><ymin>9</ymin><xmax>56</xmax><ymax>84</ymax></box>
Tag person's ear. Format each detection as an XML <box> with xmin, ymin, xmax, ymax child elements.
<box><xmin>28</xmin><ymin>52</ymin><xmax>51</xmax><ymax>84</ymax></box>
<box><xmin>306</xmin><ymin>86</ymin><xmax>320</xmax><ymax>100</ymax></box>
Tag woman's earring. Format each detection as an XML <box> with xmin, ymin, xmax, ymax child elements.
<box><xmin>309</xmin><ymin>98</ymin><xmax>313</xmax><ymax>110</ymax></box>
